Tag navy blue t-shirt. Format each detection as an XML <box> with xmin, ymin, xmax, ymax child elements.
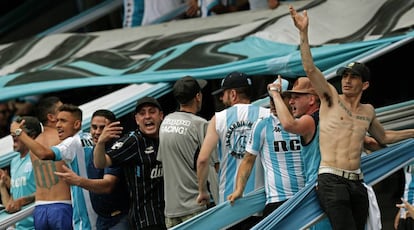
<box><xmin>86</xmin><ymin>147</ymin><xmax>130</xmax><ymax>218</ymax></box>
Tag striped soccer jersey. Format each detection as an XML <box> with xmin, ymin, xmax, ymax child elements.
<box><xmin>215</xmin><ymin>103</ymin><xmax>270</xmax><ymax>203</ymax></box>
<box><xmin>404</xmin><ymin>163</ymin><xmax>414</xmax><ymax>204</ymax></box>
<box><xmin>246</xmin><ymin>114</ymin><xmax>305</xmax><ymax>204</ymax></box>
<box><xmin>107</xmin><ymin>130</ymin><xmax>165</xmax><ymax>229</ymax></box>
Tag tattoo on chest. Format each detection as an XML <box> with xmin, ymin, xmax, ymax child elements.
<box><xmin>355</xmin><ymin>115</ymin><xmax>370</xmax><ymax>122</ymax></box>
<box><xmin>338</xmin><ymin>100</ymin><xmax>370</xmax><ymax>122</ymax></box>
<box><xmin>338</xmin><ymin>100</ymin><xmax>352</xmax><ymax>117</ymax></box>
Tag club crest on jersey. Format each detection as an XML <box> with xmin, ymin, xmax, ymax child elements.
<box><xmin>111</xmin><ymin>141</ymin><xmax>124</xmax><ymax>150</ymax></box>
<box><xmin>145</xmin><ymin>146</ymin><xmax>155</xmax><ymax>154</ymax></box>
<box><xmin>226</xmin><ymin>120</ymin><xmax>254</xmax><ymax>159</ymax></box>
<box><xmin>273</xmin><ymin>126</ymin><xmax>282</xmax><ymax>132</ymax></box>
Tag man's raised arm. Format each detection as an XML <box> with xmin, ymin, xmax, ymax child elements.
<box><xmin>93</xmin><ymin>121</ymin><xmax>122</xmax><ymax>168</ymax></box>
<box><xmin>289</xmin><ymin>5</ymin><xmax>333</xmax><ymax>99</ymax></box>
<box><xmin>10</xmin><ymin>120</ymin><xmax>55</xmax><ymax>160</ymax></box>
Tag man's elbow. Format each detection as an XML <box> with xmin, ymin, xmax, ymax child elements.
<box><xmin>197</xmin><ymin>157</ymin><xmax>209</xmax><ymax>168</ymax></box>
<box><xmin>37</xmin><ymin>151</ymin><xmax>55</xmax><ymax>160</ymax></box>
<box><xmin>99</xmin><ymin>185</ymin><xmax>115</xmax><ymax>194</ymax></box>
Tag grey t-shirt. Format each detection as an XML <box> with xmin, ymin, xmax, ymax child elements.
<box><xmin>158</xmin><ymin>111</ymin><xmax>217</xmax><ymax>218</ymax></box>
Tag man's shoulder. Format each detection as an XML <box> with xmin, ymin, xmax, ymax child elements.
<box><xmin>36</xmin><ymin>130</ymin><xmax>60</xmax><ymax>146</ymax></box>
<box><xmin>360</xmin><ymin>103</ymin><xmax>375</xmax><ymax>110</ymax></box>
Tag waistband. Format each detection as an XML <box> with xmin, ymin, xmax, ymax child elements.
<box><xmin>35</xmin><ymin>200</ymin><xmax>72</xmax><ymax>205</ymax></box>
<box><xmin>318</xmin><ymin>167</ymin><xmax>363</xmax><ymax>181</ymax></box>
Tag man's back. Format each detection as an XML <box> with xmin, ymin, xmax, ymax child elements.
<box><xmin>215</xmin><ymin>103</ymin><xmax>269</xmax><ymax>203</ymax></box>
<box><xmin>159</xmin><ymin>111</ymin><xmax>208</xmax><ymax>217</ymax></box>
<box><xmin>33</xmin><ymin>126</ymin><xmax>71</xmax><ymax>201</ymax></box>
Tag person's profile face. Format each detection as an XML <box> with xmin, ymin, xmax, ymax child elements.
<box><xmin>11</xmin><ymin>131</ymin><xmax>26</xmax><ymax>152</ymax></box>
<box><xmin>56</xmin><ymin>111</ymin><xmax>80</xmax><ymax>140</ymax></box>
<box><xmin>220</xmin><ymin>89</ymin><xmax>232</xmax><ymax>108</ymax></box>
<box><xmin>289</xmin><ymin>93</ymin><xmax>311</xmax><ymax>118</ymax></box>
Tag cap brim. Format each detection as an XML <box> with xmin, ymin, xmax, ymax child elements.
<box><xmin>211</xmin><ymin>88</ymin><xmax>224</xmax><ymax>96</ymax></box>
<box><xmin>283</xmin><ymin>90</ymin><xmax>310</xmax><ymax>95</ymax></box>
<box><xmin>337</xmin><ymin>67</ymin><xmax>360</xmax><ymax>77</ymax></box>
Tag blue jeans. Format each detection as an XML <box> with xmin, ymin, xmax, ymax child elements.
<box><xmin>316</xmin><ymin>173</ymin><xmax>368</xmax><ymax>230</ymax></box>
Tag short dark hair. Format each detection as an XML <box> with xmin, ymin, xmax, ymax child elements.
<box><xmin>92</xmin><ymin>109</ymin><xmax>116</xmax><ymax>123</ymax></box>
<box><xmin>18</xmin><ymin>116</ymin><xmax>42</xmax><ymax>138</ymax></box>
<box><xmin>58</xmin><ymin>104</ymin><xmax>82</xmax><ymax>121</ymax></box>
<box><xmin>35</xmin><ymin>96</ymin><xmax>61</xmax><ymax>124</ymax></box>
<box><xmin>234</xmin><ymin>86</ymin><xmax>252</xmax><ymax>100</ymax></box>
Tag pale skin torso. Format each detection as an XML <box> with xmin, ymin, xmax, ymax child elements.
<box><xmin>318</xmin><ymin>86</ymin><xmax>375</xmax><ymax>171</ymax></box>
<box><xmin>289</xmin><ymin>5</ymin><xmax>376</xmax><ymax>171</ymax></box>
<box><xmin>32</xmin><ymin>126</ymin><xmax>71</xmax><ymax>201</ymax></box>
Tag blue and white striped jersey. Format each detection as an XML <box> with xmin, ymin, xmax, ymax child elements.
<box><xmin>215</xmin><ymin>103</ymin><xmax>269</xmax><ymax>203</ymax></box>
<box><xmin>246</xmin><ymin>114</ymin><xmax>305</xmax><ymax>204</ymax></box>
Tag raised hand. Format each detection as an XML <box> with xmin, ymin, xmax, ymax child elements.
<box><xmin>289</xmin><ymin>5</ymin><xmax>309</xmax><ymax>32</ymax></box>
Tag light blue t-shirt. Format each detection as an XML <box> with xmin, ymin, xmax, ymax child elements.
<box><xmin>10</xmin><ymin>152</ymin><xmax>36</xmax><ymax>230</ymax></box>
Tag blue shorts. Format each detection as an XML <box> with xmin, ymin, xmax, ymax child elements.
<box><xmin>34</xmin><ymin>202</ymin><xmax>73</xmax><ymax>230</ymax></box>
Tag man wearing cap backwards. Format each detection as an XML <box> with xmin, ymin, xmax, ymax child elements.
<box><xmin>290</xmin><ymin>5</ymin><xmax>414</xmax><ymax>230</ymax></box>
<box><xmin>197</xmin><ymin>71</ymin><xmax>270</xmax><ymax>229</ymax></box>
<box><xmin>94</xmin><ymin>96</ymin><xmax>166</xmax><ymax>229</ymax></box>
<box><xmin>0</xmin><ymin>116</ymin><xmax>41</xmax><ymax>230</ymax></box>
<box><xmin>157</xmin><ymin>76</ymin><xmax>218</xmax><ymax>228</ymax></box>
<box><xmin>227</xmin><ymin>78</ymin><xmax>305</xmax><ymax>220</ymax></box>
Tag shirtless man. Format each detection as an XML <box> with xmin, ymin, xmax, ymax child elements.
<box><xmin>289</xmin><ymin>5</ymin><xmax>414</xmax><ymax>230</ymax></box>
<box><xmin>32</xmin><ymin>96</ymin><xmax>72</xmax><ymax>230</ymax></box>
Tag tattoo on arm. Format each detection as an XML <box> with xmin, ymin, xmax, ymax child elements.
<box><xmin>238</xmin><ymin>167</ymin><xmax>252</xmax><ymax>192</ymax></box>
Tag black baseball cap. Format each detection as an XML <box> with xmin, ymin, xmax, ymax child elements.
<box><xmin>211</xmin><ymin>71</ymin><xmax>252</xmax><ymax>95</ymax></box>
<box><xmin>173</xmin><ymin>76</ymin><xmax>207</xmax><ymax>104</ymax></box>
<box><xmin>336</xmin><ymin>62</ymin><xmax>370</xmax><ymax>81</ymax></box>
<box><xmin>135</xmin><ymin>96</ymin><xmax>162</xmax><ymax>113</ymax></box>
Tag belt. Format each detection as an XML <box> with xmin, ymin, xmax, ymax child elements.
<box><xmin>318</xmin><ymin>167</ymin><xmax>363</xmax><ymax>181</ymax></box>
